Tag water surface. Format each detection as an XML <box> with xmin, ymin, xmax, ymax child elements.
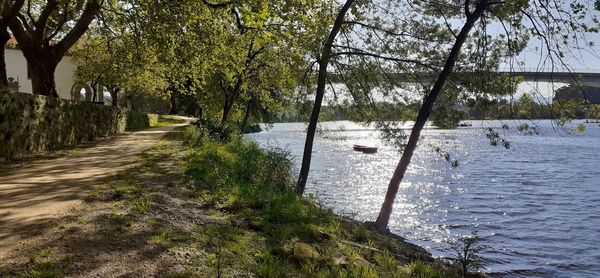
<box><xmin>247</xmin><ymin>120</ymin><xmax>600</xmax><ymax>277</ymax></box>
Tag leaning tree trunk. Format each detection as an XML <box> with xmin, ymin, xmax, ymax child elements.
<box><xmin>296</xmin><ymin>0</ymin><xmax>356</xmax><ymax>195</ymax></box>
<box><xmin>374</xmin><ymin>4</ymin><xmax>488</xmax><ymax>231</ymax></box>
<box><xmin>220</xmin><ymin>78</ymin><xmax>243</xmax><ymax>126</ymax></box>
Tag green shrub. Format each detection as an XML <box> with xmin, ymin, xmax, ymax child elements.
<box><xmin>184</xmin><ymin>132</ymin><xmax>294</xmax><ymax>195</ymax></box>
<box><xmin>126</xmin><ymin>111</ymin><xmax>151</xmax><ymax>131</ymax></box>
<box><xmin>183</xmin><ymin>125</ymin><xmax>206</xmax><ymax>147</ymax></box>
<box><xmin>452</xmin><ymin>232</ymin><xmax>487</xmax><ymax>277</ymax></box>
<box><xmin>185</xmin><ymin>141</ymin><xmax>237</xmax><ymax>187</ymax></box>
<box><xmin>242</xmin><ymin>123</ymin><xmax>262</xmax><ymax>134</ymax></box>
<box><xmin>406</xmin><ymin>262</ymin><xmax>447</xmax><ymax>278</ymax></box>
<box><xmin>194</xmin><ymin>118</ymin><xmax>238</xmax><ymax>142</ymax></box>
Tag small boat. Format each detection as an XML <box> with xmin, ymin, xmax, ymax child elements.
<box><xmin>353</xmin><ymin>145</ymin><xmax>378</xmax><ymax>154</ymax></box>
<box><xmin>458</xmin><ymin>122</ymin><xmax>472</xmax><ymax>127</ymax></box>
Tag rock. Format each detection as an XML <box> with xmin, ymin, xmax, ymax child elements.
<box><xmin>272</xmin><ymin>244</ymin><xmax>292</xmax><ymax>256</ymax></box>
<box><xmin>332</xmin><ymin>255</ymin><xmax>372</xmax><ymax>267</ymax></box>
<box><xmin>318</xmin><ymin>230</ymin><xmax>333</xmax><ymax>240</ymax></box>
<box><xmin>353</xmin><ymin>256</ymin><xmax>371</xmax><ymax>267</ymax></box>
<box><xmin>293</xmin><ymin>243</ymin><xmax>319</xmax><ymax>261</ymax></box>
<box><xmin>332</xmin><ymin>255</ymin><xmax>349</xmax><ymax>266</ymax></box>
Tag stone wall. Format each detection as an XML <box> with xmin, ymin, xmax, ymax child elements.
<box><xmin>0</xmin><ymin>90</ymin><xmax>149</xmax><ymax>160</ymax></box>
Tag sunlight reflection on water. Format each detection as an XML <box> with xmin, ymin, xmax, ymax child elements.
<box><xmin>247</xmin><ymin>120</ymin><xmax>600</xmax><ymax>277</ymax></box>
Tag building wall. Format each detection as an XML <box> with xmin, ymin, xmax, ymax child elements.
<box><xmin>5</xmin><ymin>48</ymin><xmax>76</xmax><ymax>100</ymax></box>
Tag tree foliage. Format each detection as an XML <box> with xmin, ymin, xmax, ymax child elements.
<box><xmin>72</xmin><ymin>0</ymin><xmax>326</xmax><ymax>125</ymax></box>
<box><xmin>8</xmin><ymin>0</ymin><xmax>103</xmax><ymax>96</ymax></box>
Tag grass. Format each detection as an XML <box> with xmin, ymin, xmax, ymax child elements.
<box><xmin>16</xmin><ymin>248</ymin><xmax>68</xmax><ymax>278</ymax></box>
<box><xmin>1</xmin><ymin>124</ymin><xmax>464</xmax><ymax>277</ymax></box>
<box><xmin>175</xmin><ymin>124</ymin><xmax>461</xmax><ymax>277</ymax></box>
<box><xmin>149</xmin><ymin>115</ymin><xmax>186</xmax><ymax>127</ymax></box>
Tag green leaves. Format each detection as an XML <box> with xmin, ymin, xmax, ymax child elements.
<box><xmin>491</xmin><ymin>0</ymin><xmax>529</xmax><ymax>18</ymax></box>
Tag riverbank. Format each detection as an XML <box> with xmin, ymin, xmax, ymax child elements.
<box><xmin>0</xmin><ymin>124</ymin><xmax>463</xmax><ymax>277</ymax></box>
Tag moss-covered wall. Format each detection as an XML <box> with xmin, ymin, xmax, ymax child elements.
<box><xmin>0</xmin><ymin>90</ymin><xmax>150</xmax><ymax>160</ymax></box>
<box><xmin>125</xmin><ymin>111</ymin><xmax>152</xmax><ymax>131</ymax></box>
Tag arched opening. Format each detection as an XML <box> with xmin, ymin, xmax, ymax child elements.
<box><xmin>70</xmin><ymin>82</ymin><xmax>93</xmax><ymax>102</ymax></box>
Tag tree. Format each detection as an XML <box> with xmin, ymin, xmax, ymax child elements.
<box><xmin>373</xmin><ymin>0</ymin><xmax>600</xmax><ymax>232</ymax></box>
<box><xmin>295</xmin><ymin>0</ymin><xmax>483</xmax><ymax>194</ymax></box>
<box><xmin>195</xmin><ymin>0</ymin><xmax>324</xmax><ymax>128</ymax></box>
<box><xmin>516</xmin><ymin>93</ymin><xmax>535</xmax><ymax>119</ymax></box>
<box><xmin>8</xmin><ymin>0</ymin><xmax>102</xmax><ymax>96</ymax></box>
<box><xmin>0</xmin><ymin>0</ymin><xmax>24</xmax><ymax>88</ymax></box>
<box><xmin>296</xmin><ymin>0</ymin><xmax>356</xmax><ymax>194</ymax></box>
<box><xmin>73</xmin><ymin>0</ymin><xmax>323</xmax><ymax>122</ymax></box>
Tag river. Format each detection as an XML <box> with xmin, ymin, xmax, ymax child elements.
<box><xmin>247</xmin><ymin>120</ymin><xmax>600</xmax><ymax>277</ymax></box>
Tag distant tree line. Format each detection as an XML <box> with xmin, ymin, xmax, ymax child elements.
<box><xmin>273</xmin><ymin>83</ymin><xmax>600</xmax><ymax>127</ymax></box>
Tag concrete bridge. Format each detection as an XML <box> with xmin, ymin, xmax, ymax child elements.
<box><xmin>503</xmin><ymin>71</ymin><xmax>600</xmax><ymax>87</ymax></box>
<box><xmin>330</xmin><ymin>71</ymin><xmax>600</xmax><ymax>87</ymax></box>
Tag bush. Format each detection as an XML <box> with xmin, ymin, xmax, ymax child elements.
<box><xmin>407</xmin><ymin>261</ymin><xmax>447</xmax><ymax>278</ymax></box>
<box><xmin>185</xmin><ymin>138</ymin><xmax>293</xmax><ymax>189</ymax></box>
<box><xmin>193</xmin><ymin>118</ymin><xmax>238</xmax><ymax>142</ymax></box>
<box><xmin>184</xmin><ymin>127</ymin><xmax>296</xmax><ymax>212</ymax></box>
<box><xmin>185</xmin><ymin>141</ymin><xmax>236</xmax><ymax>186</ymax></box>
<box><xmin>183</xmin><ymin>125</ymin><xmax>206</xmax><ymax>147</ymax></box>
<box><xmin>242</xmin><ymin>123</ymin><xmax>262</xmax><ymax>134</ymax></box>
<box><xmin>126</xmin><ymin>111</ymin><xmax>151</xmax><ymax>131</ymax></box>
<box><xmin>452</xmin><ymin>232</ymin><xmax>487</xmax><ymax>277</ymax></box>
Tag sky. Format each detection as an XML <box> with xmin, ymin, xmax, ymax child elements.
<box><xmin>507</xmin><ymin>26</ymin><xmax>600</xmax><ymax>101</ymax></box>
<box><xmin>322</xmin><ymin>0</ymin><xmax>600</xmax><ymax>104</ymax></box>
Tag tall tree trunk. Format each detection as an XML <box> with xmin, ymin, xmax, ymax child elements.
<box><xmin>296</xmin><ymin>0</ymin><xmax>356</xmax><ymax>195</ymax></box>
<box><xmin>373</xmin><ymin>3</ymin><xmax>487</xmax><ymax>232</ymax></box>
<box><xmin>219</xmin><ymin>41</ymin><xmax>262</xmax><ymax>126</ymax></box>
<box><xmin>220</xmin><ymin>79</ymin><xmax>243</xmax><ymax>125</ymax></box>
<box><xmin>29</xmin><ymin>56</ymin><xmax>60</xmax><ymax>97</ymax></box>
<box><xmin>1</xmin><ymin>0</ymin><xmax>26</xmax><ymax>88</ymax></box>
<box><xmin>7</xmin><ymin>0</ymin><xmax>100</xmax><ymax>97</ymax></box>
<box><xmin>110</xmin><ymin>88</ymin><xmax>120</xmax><ymax>107</ymax></box>
<box><xmin>91</xmin><ymin>80</ymin><xmax>99</xmax><ymax>102</ymax></box>
<box><xmin>0</xmin><ymin>29</ymin><xmax>9</xmax><ymax>88</ymax></box>
<box><xmin>240</xmin><ymin>100</ymin><xmax>252</xmax><ymax>132</ymax></box>
<box><xmin>221</xmin><ymin>96</ymin><xmax>235</xmax><ymax>125</ymax></box>
<box><xmin>170</xmin><ymin>90</ymin><xmax>180</xmax><ymax>115</ymax></box>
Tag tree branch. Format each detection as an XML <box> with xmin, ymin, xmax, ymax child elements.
<box><xmin>331</xmin><ymin>46</ymin><xmax>440</xmax><ymax>71</ymax></box>
<box><xmin>34</xmin><ymin>0</ymin><xmax>58</xmax><ymax>39</ymax></box>
<box><xmin>0</xmin><ymin>0</ymin><xmax>25</xmax><ymax>27</ymax></box>
<box><xmin>202</xmin><ymin>0</ymin><xmax>231</xmax><ymax>8</ymax></box>
<box><xmin>54</xmin><ymin>0</ymin><xmax>102</xmax><ymax>55</ymax></box>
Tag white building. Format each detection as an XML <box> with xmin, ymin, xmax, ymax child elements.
<box><xmin>5</xmin><ymin>46</ymin><xmax>100</xmax><ymax>102</ymax></box>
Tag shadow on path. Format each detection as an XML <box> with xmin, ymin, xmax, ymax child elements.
<box><xmin>0</xmin><ymin>117</ymin><xmax>194</xmax><ymax>257</ymax></box>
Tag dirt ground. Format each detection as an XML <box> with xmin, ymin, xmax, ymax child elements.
<box><xmin>0</xmin><ymin>118</ymin><xmax>194</xmax><ymax>259</ymax></box>
<box><xmin>0</xmin><ymin>121</ymin><xmax>443</xmax><ymax>277</ymax></box>
<box><xmin>0</xmin><ymin>127</ymin><xmax>240</xmax><ymax>277</ymax></box>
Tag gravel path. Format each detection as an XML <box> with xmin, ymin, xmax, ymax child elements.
<box><xmin>0</xmin><ymin>117</ymin><xmax>194</xmax><ymax>257</ymax></box>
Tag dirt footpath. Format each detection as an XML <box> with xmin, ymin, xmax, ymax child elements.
<box><xmin>0</xmin><ymin>117</ymin><xmax>194</xmax><ymax>258</ymax></box>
